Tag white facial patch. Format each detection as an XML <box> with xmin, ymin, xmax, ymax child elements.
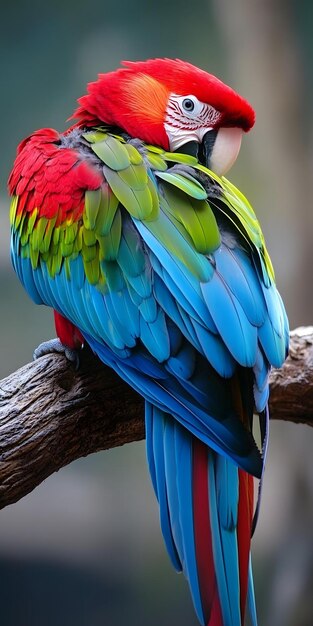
<box><xmin>165</xmin><ymin>93</ymin><xmax>220</xmax><ymax>151</ymax></box>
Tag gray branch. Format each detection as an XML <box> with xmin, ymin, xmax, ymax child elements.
<box><xmin>0</xmin><ymin>327</ymin><xmax>312</xmax><ymax>510</ymax></box>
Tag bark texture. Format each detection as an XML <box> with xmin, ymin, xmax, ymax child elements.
<box><xmin>0</xmin><ymin>327</ymin><xmax>312</xmax><ymax>510</ymax></box>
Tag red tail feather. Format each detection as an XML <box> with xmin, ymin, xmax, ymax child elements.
<box><xmin>237</xmin><ymin>469</ymin><xmax>254</xmax><ymax>621</ymax></box>
<box><xmin>193</xmin><ymin>438</ymin><xmax>223</xmax><ymax>626</ymax></box>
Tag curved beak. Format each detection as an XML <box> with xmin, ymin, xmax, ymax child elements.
<box><xmin>174</xmin><ymin>127</ymin><xmax>243</xmax><ymax>176</ymax></box>
<box><xmin>207</xmin><ymin>127</ymin><xmax>242</xmax><ymax>176</ymax></box>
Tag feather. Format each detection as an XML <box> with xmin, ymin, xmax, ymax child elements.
<box><xmin>139</xmin><ymin>308</ymin><xmax>170</xmax><ymax>361</ymax></box>
<box><xmin>162</xmin><ymin>184</ymin><xmax>220</xmax><ymax>255</ymax></box>
<box><xmin>147</xmin><ymin>405</ymin><xmax>181</xmax><ymax>570</ymax></box>
<box><xmin>214</xmin><ymin>243</ymin><xmax>264</xmax><ymax>327</ymax></box>
<box><xmin>151</xmin><ymin>253</ymin><xmax>217</xmax><ymax>331</ymax></box>
<box><xmin>201</xmin><ymin>272</ymin><xmax>258</xmax><ymax>367</ymax></box>
<box><xmin>191</xmin><ymin>319</ymin><xmax>236</xmax><ymax>378</ymax></box>
<box><xmin>156</xmin><ymin>170</ymin><xmax>207</xmax><ymax>200</ymax></box>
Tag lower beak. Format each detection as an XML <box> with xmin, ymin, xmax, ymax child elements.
<box><xmin>175</xmin><ymin>127</ymin><xmax>243</xmax><ymax>177</ymax></box>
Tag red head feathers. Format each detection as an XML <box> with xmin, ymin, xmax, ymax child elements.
<box><xmin>73</xmin><ymin>58</ymin><xmax>255</xmax><ymax>151</ymax></box>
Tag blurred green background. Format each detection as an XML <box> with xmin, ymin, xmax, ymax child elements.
<box><xmin>1</xmin><ymin>1</ymin><xmax>313</xmax><ymax>625</ymax></box>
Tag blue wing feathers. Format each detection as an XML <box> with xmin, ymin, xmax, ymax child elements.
<box><xmin>69</xmin><ymin>255</ymin><xmax>85</xmax><ymax>289</ymax></box>
<box><xmin>166</xmin><ymin>342</ymin><xmax>196</xmax><ymax>381</ymax></box>
<box><xmin>260</xmin><ymin>282</ymin><xmax>287</xmax><ymax>339</ymax></box>
<box><xmin>215</xmin><ymin>244</ymin><xmax>265</xmax><ymax>327</ymax></box>
<box><xmin>139</xmin><ymin>308</ymin><xmax>170</xmax><ymax>361</ymax></box>
<box><xmin>229</xmin><ymin>247</ymin><xmax>267</xmax><ymax>325</ymax></box>
<box><xmin>33</xmin><ymin>265</ymin><xmax>60</xmax><ymax>312</ymax></box>
<box><xmin>253</xmin><ymin>347</ymin><xmax>271</xmax><ymax>411</ymax></box>
<box><xmin>149</xmin><ymin>252</ymin><xmax>215</xmax><ymax>329</ymax></box>
<box><xmin>191</xmin><ymin>319</ymin><xmax>236</xmax><ymax>378</ymax></box>
<box><xmin>276</xmin><ymin>289</ymin><xmax>290</xmax><ymax>348</ymax></box>
<box><xmin>258</xmin><ymin>315</ymin><xmax>287</xmax><ymax>367</ymax></box>
<box><xmin>138</xmin><ymin>294</ymin><xmax>157</xmax><ymax>322</ymax></box>
<box><xmin>15</xmin><ymin>254</ymin><xmax>43</xmax><ymax>305</ymax></box>
<box><xmin>201</xmin><ymin>272</ymin><xmax>258</xmax><ymax>367</ymax></box>
<box><xmin>153</xmin><ymin>274</ymin><xmax>206</xmax><ymax>352</ymax></box>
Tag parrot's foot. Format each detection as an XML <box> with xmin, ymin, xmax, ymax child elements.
<box><xmin>33</xmin><ymin>338</ymin><xmax>81</xmax><ymax>370</ymax></box>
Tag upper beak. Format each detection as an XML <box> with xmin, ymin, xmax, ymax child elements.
<box><xmin>175</xmin><ymin>127</ymin><xmax>243</xmax><ymax>176</ymax></box>
<box><xmin>207</xmin><ymin>127</ymin><xmax>242</xmax><ymax>176</ymax></box>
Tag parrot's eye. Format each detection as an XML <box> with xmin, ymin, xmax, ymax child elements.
<box><xmin>178</xmin><ymin>95</ymin><xmax>202</xmax><ymax>118</ymax></box>
<box><xmin>182</xmin><ymin>98</ymin><xmax>195</xmax><ymax>112</ymax></box>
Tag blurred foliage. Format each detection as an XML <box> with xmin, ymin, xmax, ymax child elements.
<box><xmin>1</xmin><ymin>1</ymin><xmax>313</xmax><ymax>625</ymax></box>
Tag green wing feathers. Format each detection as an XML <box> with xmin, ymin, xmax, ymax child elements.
<box><xmin>10</xmin><ymin>128</ymin><xmax>275</xmax><ymax>291</ymax></box>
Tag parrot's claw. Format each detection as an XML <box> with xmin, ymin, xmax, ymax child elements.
<box><xmin>33</xmin><ymin>338</ymin><xmax>81</xmax><ymax>370</ymax></box>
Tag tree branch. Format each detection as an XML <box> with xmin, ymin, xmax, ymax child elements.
<box><xmin>0</xmin><ymin>326</ymin><xmax>312</xmax><ymax>510</ymax></box>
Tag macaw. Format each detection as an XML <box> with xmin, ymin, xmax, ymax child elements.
<box><xmin>8</xmin><ymin>58</ymin><xmax>288</xmax><ymax>626</ymax></box>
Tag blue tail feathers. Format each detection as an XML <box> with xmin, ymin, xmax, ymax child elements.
<box><xmin>145</xmin><ymin>401</ymin><xmax>258</xmax><ymax>626</ymax></box>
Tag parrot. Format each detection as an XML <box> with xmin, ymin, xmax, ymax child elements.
<box><xmin>8</xmin><ymin>58</ymin><xmax>289</xmax><ymax>626</ymax></box>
